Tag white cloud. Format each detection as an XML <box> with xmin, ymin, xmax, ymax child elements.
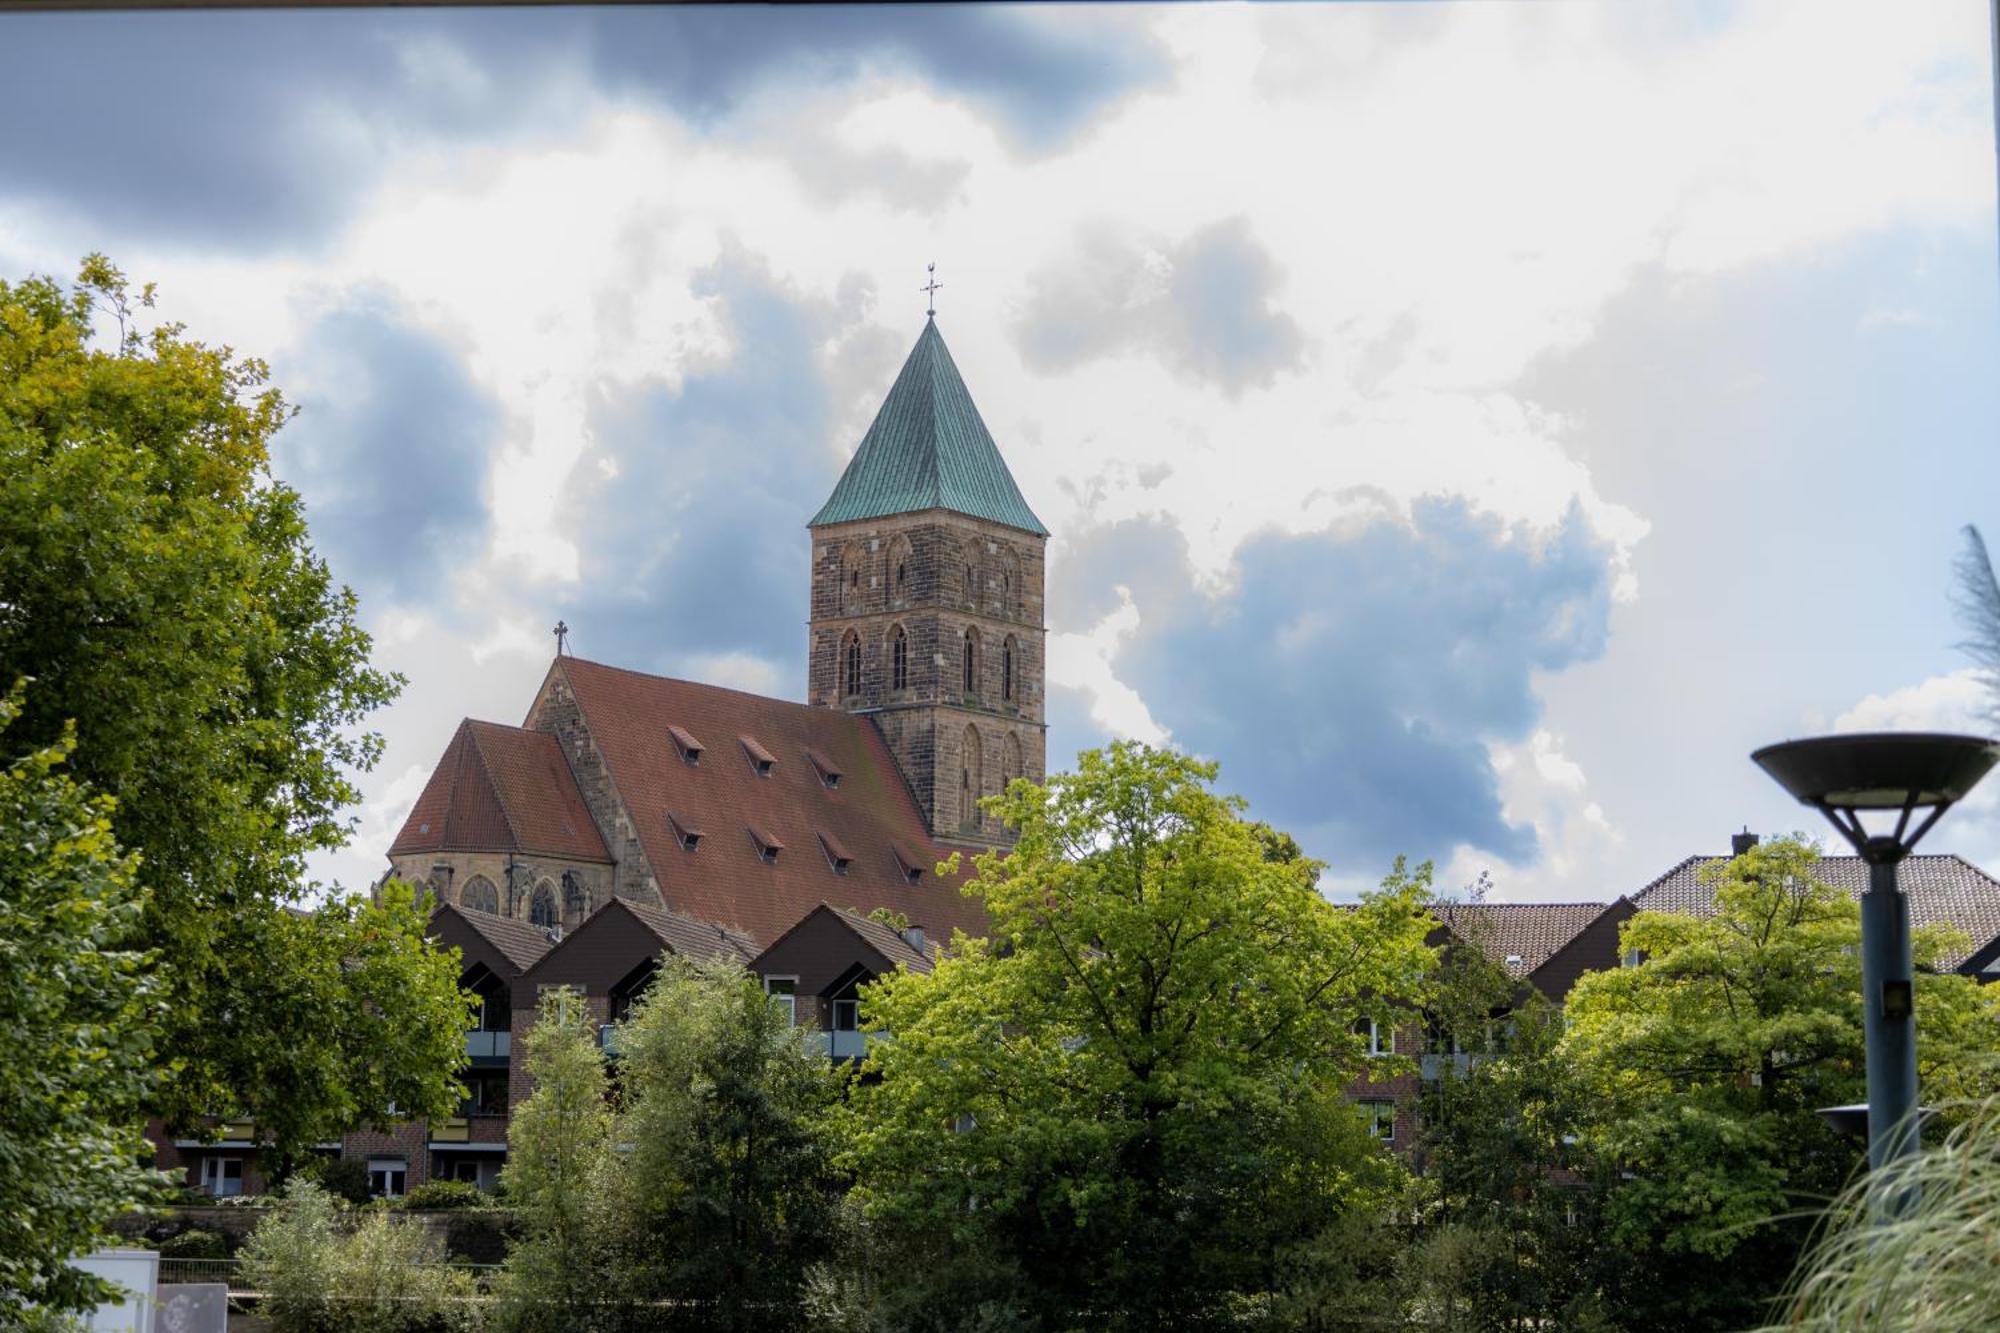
<box><xmin>1438</xmin><ymin>729</ymin><xmax>1623</xmax><ymax>903</ymax></box>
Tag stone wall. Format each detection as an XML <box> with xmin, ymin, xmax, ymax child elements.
<box><xmin>525</xmin><ymin>665</ymin><xmax>663</xmax><ymax>906</ymax></box>
<box><xmin>808</xmin><ymin>510</ymin><xmax>1047</xmax><ymax>844</ymax></box>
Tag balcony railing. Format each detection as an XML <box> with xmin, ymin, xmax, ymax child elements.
<box><xmin>820</xmin><ymin>1029</ymin><xmax>877</xmax><ymax>1061</ymax></box>
<box><xmin>599</xmin><ymin>1024</ymin><xmax>620</xmax><ymax>1057</ymax></box>
<box><xmin>1419</xmin><ymin>1052</ymin><xmax>1478</xmax><ymax>1081</ymax></box>
<box><xmin>431</xmin><ymin>1117</ymin><xmax>470</xmax><ymax>1144</ymax></box>
<box><xmin>465</xmin><ymin>1030</ymin><xmax>510</xmax><ymax>1063</ymax></box>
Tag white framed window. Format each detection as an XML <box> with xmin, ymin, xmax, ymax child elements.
<box><xmin>1361</xmin><ymin>1101</ymin><xmax>1396</xmax><ymax>1143</ymax></box>
<box><xmin>1622</xmin><ymin>946</ymin><xmax>1644</xmax><ymax>968</ymax></box>
<box><xmin>831</xmin><ymin>998</ymin><xmax>860</xmax><ymax>1032</ymax></box>
<box><xmin>200</xmin><ymin>1156</ymin><xmax>244</xmax><ymax>1198</ymax></box>
<box><xmin>1359</xmin><ymin>1017</ymin><xmax>1394</xmax><ymax>1057</ymax></box>
<box><xmin>765</xmin><ymin>976</ymin><xmax>798</xmax><ymax>1026</ymax></box>
<box><xmin>368</xmin><ymin>1158</ymin><xmax>407</xmax><ymax>1198</ymax></box>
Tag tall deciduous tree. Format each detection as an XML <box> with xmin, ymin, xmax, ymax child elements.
<box><xmin>840</xmin><ymin>742</ymin><xmax>1437</xmax><ymax>1330</ymax></box>
<box><xmin>596</xmin><ymin>955</ymin><xmax>840</xmax><ymax>1333</ymax></box>
<box><xmin>0</xmin><ymin>258</ymin><xmax>466</xmax><ymax>1161</ymax></box>
<box><xmin>496</xmin><ymin>989</ymin><xmax>612</xmax><ymax>1333</ymax></box>
<box><xmin>1562</xmin><ymin>835</ymin><xmax>2000</xmax><ymax>1331</ymax></box>
<box><xmin>0</xmin><ymin>684</ymin><xmax>160</xmax><ymax>1318</ymax></box>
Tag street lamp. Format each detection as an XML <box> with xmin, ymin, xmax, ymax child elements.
<box><xmin>1752</xmin><ymin>732</ymin><xmax>2000</xmax><ymax>1172</ymax></box>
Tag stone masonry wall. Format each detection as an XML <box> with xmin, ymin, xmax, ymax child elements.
<box><xmin>808</xmin><ymin>510</ymin><xmax>1047</xmax><ymax>845</ymax></box>
<box><xmin>526</xmin><ymin>665</ymin><xmax>663</xmax><ymax>906</ymax></box>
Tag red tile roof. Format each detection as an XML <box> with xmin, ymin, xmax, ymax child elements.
<box><xmin>551</xmin><ymin>657</ymin><xmax>987</xmax><ymax>948</ymax></box>
<box><xmin>1431</xmin><ymin>902</ymin><xmax>1611</xmax><ymax>978</ymax></box>
<box><xmin>1632</xmin><ymin>853</ymin><xmax>2000</xmax><ymax>971</ymax></box>
<box><xmin>390</xmin><ymin>720</ymin><xmax>611</xmax><ymax>863</ymax></box>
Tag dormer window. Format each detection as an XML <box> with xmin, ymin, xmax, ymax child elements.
<box><xmin>668</xmin><ymin>725</ymin><xmax>704</xmax><ymax>766</ymax></box>
<box><xmin>806</xmin><ymin>748</ymin><xmax>843</xmax><ymax>789</ymax></box>
<box><xmin>668</xmin><ymin>812</ymin><xmax>703</xmax><ymax>852</ymax></box>
<box><xmin>740</xmin><ymin>734</ymin><xmax>776</xmax><ymax>778</ymax></box>
<box><xmin>892</xmin><ymin>843</ymin><xmax>925</xmax><ymax>885</ymax></box>
<box><xmin>818</xmin><ymin>831</ymin><xmax>854</xmax><ymax>875</ymax></box>
<box><xmin>748</xmin><ymin>824</ymin><xmax>784</xmax><ymax>863</ymax></box>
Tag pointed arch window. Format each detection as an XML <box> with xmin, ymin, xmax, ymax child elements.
<box><xmin>1000</xmin><ymin>549</ymin><xmax>1023</xmax><ymax>618</ymax></box>
<box><xmin>562</xmin><ymin>872</ymin><xmax>588</xmax><ymax>929</ymax></box>
<box><xmin>960</xmin><ymin>726</ymin><xmax>984</xmax><ymax>834</ymax></box>
<box><xmin>460</xmin><ymin>875</ymin><xmax>499</xmax><ymax>915</ymax></box>
<box><xmin>962</xmin><ymin>628</ymin><xmax>980</xmax><ymax>696</ymax></box>
<box><xmin>841</xmin><ymin>630</ymin><xmax>862</xmax><ymax>698</ymax></box>
<box><xmin>529</xmin><ymin>882</ymin><xmax>558</xmax><ymax>929</ymax></box>
<box><xmin>890</xmin><ymin>624</ymin><xmax>909</xmax><ymax>692</ymax></box>
<box><xmin>965</xmin><ymin>562</ymin><xmax>977</xmax><ymax>606</ymax></box>
<box><xmin>889</xmin><ymin>535</ymin><xmax>915</xmax><ymax>602</ymax></box>
<box><xmin>1001</xmin><ymin>636</ymin><xmax>1017</xmax><ymax>703</ymax></box>
<box><xmin>841</xmin><ymin>545</ymin><xmax>867</xmax><ymax>614</ymax></box>
<box><xmin>1003</xmin><ymin>733</ymin><xmax>1023</xmax><ymax>787</ymax></box>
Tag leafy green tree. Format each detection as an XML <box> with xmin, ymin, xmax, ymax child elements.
<box><xmin>1562</xmin><ymin>835</ymin><xmax>2000</xmax><ymax>1330</ymax></box>
<box><xmin>496</xmin><ymin>989</ymin><xmax>612</xmax><ymax>1333</ymax></box>
<box><xmin>0</xmin><ymin>257</ymin><xmax>467</xmax><ymax>1160</ymax></box>
<box><xmin>0</xmin><ymin>684</ymin><xmax>161</xmax><ymax>1318</ymax></box>
<box><xmin>595</xmin><ymin>955</ymin><xmax>841</xmax><ymax>1332</ymax></box>
<box><xmin>839</xmin><ymin>742</ymin><xmax>1438</xmax><ymax>1330</ymax></box>
<box><xmin>1413</xmin><ymin>997</ymin><xmax>1615</xmax><ymax>1332</ymax></box>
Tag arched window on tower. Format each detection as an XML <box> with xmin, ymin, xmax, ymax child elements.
<box><xmin>530</xmin><ymin>882</ymin><xmax>558</xmax><ymax>929</ymax></box>
<box><xmin>460</xmin><ymin>875</ymin><xmax>499</xmax><ymax>915</ymax></box>
<box><xmin>889</xmin><ymin>536</ymin><xmax>914</xmax><ymax>603</ymax></box>
<box><xmin>890</xmin><ymin>624</ymin><xmax>908</xmax><ymax>692</ymax></box>
<box><xmin>562</xmin><ymin>871</ymin><xmax>588</xmax><ymax>929</ymax></box>
<box><xmin>1001</xmin><ymin>635</ymin><xmax>1017</xmax><ymax>703</ymax></box>
<box><xmin>841</xmin><ymin>630</ymin><xmax>862</xmax><ymax>698</ymax></box>
<box><xmin>965</xmin><ymin>561</ymin><xmax>978</xmax><ymax>607</ymax></box>
<box><xmin>1003</xmin><ymin>733</ymin><xmax>1023</xmax><ymax>788</ymax></box>
<box><xmin>1000</xmin><ymin>549</ymin><xmax>1022</xmax><ymax>618</ymax></box>
<box><xmin>962</xmin><ymin>628</ymin><xmax>980</xmax><ymax>697</ymax></box>
<box><xmin>841</xmin><ymin>545</ymin><xmax>867</xmax><ymax>614</ymax></box>
<box><xmin>960</xmin><ymin>726</ymin><xmax>984</xmax><ymax>834</ymax></box>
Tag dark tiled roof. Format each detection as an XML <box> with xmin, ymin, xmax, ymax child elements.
<box><xmin>620</xmin><ymin>897</ymin><xmax>758</xmax><ymax>965</ymax></box>
<box><xmin>390</xmin><ymin>720</ymin><xmax>610</xmax><ymax>863</ymax></box>
<box><xmin>553</xmin><ymin>657</ymin><xmax>987</xmax><ymax>949</ymax></box>
<box><xmin>809</xmin><ymin>320</ymin><xmax>1047</xmax><ymax>536</ymax></box>
<box><xmin>1631</xmin><ymin>853</ymin><xmax>2000</xmax><ymax>971</ymax></box>
<box><xmin>1431</xmin><ymin>902</ymin><xmax>1610</xmax><ymax>978</ymax></box>
<box><xmin>830</xmin><ymin>905</ymin><xmax>936</xmax><ymax>975</ymax></box>
<box><xmin>437</xmin><ymin>903</ymin><xmax>559</xmax><ymax>973</ymax></box>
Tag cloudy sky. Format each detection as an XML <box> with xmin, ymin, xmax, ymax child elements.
<box><xmin>4</xmin><ymin>2</ymin><xmax>1997</xmax><ymax>902</ymax></box>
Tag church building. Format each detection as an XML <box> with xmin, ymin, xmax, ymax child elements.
<box><xmin>385</xmin><ymin>315</ymin><xmax>1047</xmax><ymax>949</ymax></box>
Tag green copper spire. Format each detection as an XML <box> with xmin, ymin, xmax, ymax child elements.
<box><xmin>810</xmin><ymin>320</ymin><xmax>1047</xmax><ymax>536</ymax></box>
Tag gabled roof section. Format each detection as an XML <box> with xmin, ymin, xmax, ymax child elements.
<box><xmin>547</xmin><ymin>657</ymin><xmax>986</xmax><ymax>947</ymax></box>
<box><xmin>810</xmin><ymin>320</ymin><xmax>1047</xmax><ymax>536</ymax></box>
<box><xmin>390</xmin><ymin>719</ymin><xmax>610</xmax><ymax>863</ymax></box>
<box><xmin>620</xmin><ymin>897</ymin><xmax>758</xmax><ymax>965</ymax></box>
<box><xmin>1631</xmin><ymin>852</ymin><xmax>2000</xmax><ymax>972</ymax></box>
<box><xmin>430</xmin><ymin>902</ymin><xmax>559</xmax><ymax>974</ymax></box>
<box><xmin>832</xmin><ymin>905</ymin><xmax>936</xmax><ymax>975</ymax></box>
<box><xmin>1430</xmin><ymin>902</ymin><xmax>1610</xmax><ymax>979</ymax></box>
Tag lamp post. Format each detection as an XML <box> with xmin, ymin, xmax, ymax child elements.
<box><xmin>1752</xmin><ymin>732</ymin><xmax>2000</xmax><ymax>1172</ymax></box>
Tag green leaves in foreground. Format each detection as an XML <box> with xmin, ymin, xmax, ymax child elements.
<box><xmin>0</xmin><ymin>684</ymin><xmax>161</xmax><ymax>1316</ymax></box>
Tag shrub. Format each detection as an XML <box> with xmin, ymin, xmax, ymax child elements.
<box><xmin>242</xmin><ymin>1179</ymin><xmax>474</xmax><ymax>1333</ymax></box>
<box><xmin>402</xmin><ymin>1180</ymin><xmax>485</xmax><ymax>1211</ymax></box>
<box><xmin>305</xmin><ymin>1155</ymin><xmax>374</xmax><ymax>1207</ymax></box>
<box><xmin>158</xmin><ymin>1228</ymin><xmax>229</xmax><ymax>1261</ymax></box>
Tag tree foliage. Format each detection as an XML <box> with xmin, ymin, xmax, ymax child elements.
<box><xmin>595</xmin><ymin>955</ymin><xmax>841</xmax><ymax>1331</ymax></box>
<box><xmin>494</xmin><ymin>988</ymin><xmax>612</xmax><ymax>1333</ymax></box>
<box><xmin>241</xmin><ymin>1179</ymin><xmax>474</xmax><ymax>1333</ymax></box>
<box><xmin>1562</xmin><ymin>835</ymin><xmax>2000</xmax><ymax>1329</ymax></box>
<box><xmin>0</xmin><ymin>256</ymin><xmax>470</xmax><ymax>1161</ymax></box>
<box><xmin>839</xmin><ymin>742</ymin><xmax>1437</xmax><ymax>1329</ymax></box>
<box><xmin>0</xmin><ymin>684</ymin><xmax>161</xmax><ymax>1318</ymax></box>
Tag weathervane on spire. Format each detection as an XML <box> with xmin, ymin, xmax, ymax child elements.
<box><xmin>922</xmin><ymin>262</ymin><xmax>942</xmax><ymax>319</ymax></box>
<box><xmin>553</xmin><ymin>619</ymin><xmax>569</xmax><ymax>656</ymax></box>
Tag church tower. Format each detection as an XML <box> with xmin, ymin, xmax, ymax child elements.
<box><xmin>808</xmin><ymin>318</ymin><xmax>1047</xmax><ymax>847</ymax></box>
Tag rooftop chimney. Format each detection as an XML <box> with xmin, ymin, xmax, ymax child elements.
<box><xmin>1731</xmin><ymin>828</ymin><xmax>1760</xmax><ymax>857</ymax></box>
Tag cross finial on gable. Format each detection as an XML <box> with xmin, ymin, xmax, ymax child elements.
<box><xmin>922</xmin><ymin>262</ymin><xmax>942</xmax><ymax>319</ymax></box>
<box><xmin>553</xmin><ymin>619</ymin><xmax>570</xmax><ymax>656</ymax></box>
